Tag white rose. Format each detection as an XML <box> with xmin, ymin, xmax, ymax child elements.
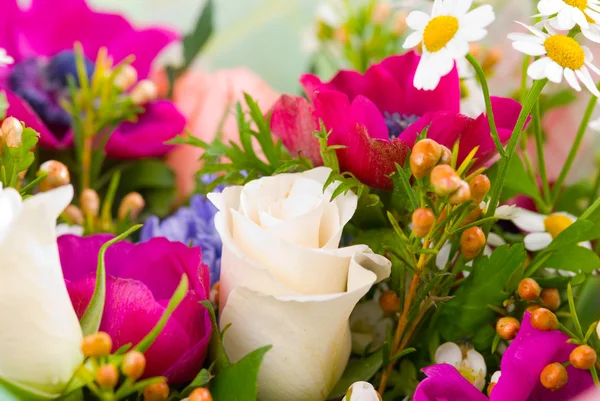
<box><xmin>0</xmin><ymin>185</ymin><xmax>83</xmax><ymax>397</ymax></box>
<box><xmin>342</xmin><ymin>381</ymin><xmax>382</xmax><ymax>401</ymax></box>
<box><xmin>209</xmin><ymin>167</ymin><xmax>391</xmax><ymax>401</ymax></box>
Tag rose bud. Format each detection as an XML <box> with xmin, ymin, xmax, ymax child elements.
<box><xmin>189</xmin><ymin>388</ymin><xmax>213</xmax><ymax>401</ymax></box>
<box><xmin>143</xmin><ymin>381</ymin><xmax>169</xmax><ymax>401</ymax></box>
<box><xmin>122</xmin><ymin>350</ymin><xmax>146</xmax><ymax>381</ymax></box>
<box><xmin>540</xmin><ymin>362</ymin><xmax>568</xmax><ymax>391</ymax></box>
<box><xmin>449</xmin><ymin>180</ymin><xmax>471</xmax><ymax>205</ymax></box>
<box><xmin>118</xmin><ymin>192</ymin><xmax>145</xmax><ymax>221</ymax></box>
<box><xmin>410</xmin><ymin>139</ymin><xmax>442</xmax><ymax>179</ymax></box>
<box><xmin>518</xmin><ymin>278</ymin><xmax>541</xmax><ymax>301</ymax></box>
<box><xmin>81</xmin><ymin>331</ymin><xmax>112</xmax><ymax>357</ymax></box>
<box><xmin>2</xmin><ymin>117</ymin><xmax>23</xmax><ymax>148</ymax></box>
<box><xmin>38</xmin><ymin>160</ymin><xmax>70</xmax><ymax>192</ymax></box>
<box><xmin>530</xmin><ymin>308</ymin><xmax>559</xmax><ymax>331</ymax></box>
<box><xmin>469</xmin><ymin>174</ymin><xmax>491</xmax><ymax>203</ymax></box>
<box><xmin>412</xmin><ymin>207</ymin><xmax>435</xmax><ymax>237</ymax></box>
<box><xmin>569</xmin><ymin>345</ymin><xmax>597</xmax><ymax>370</ymax></box>
<box><xmin>496</xmin><ymin>317</ymin><xmax>520</xmax><ymax>341</ymax></box>
<box><xmin>540</xmin><ymin>288</ymin><xmax>561</xmax><ymax>311</ymax></box>
<box><xmin>379</xmin><ymin>290</ymin><xmax>401</xmax><ymax>315</ymax></box>
<box><xmin>460</xmin><ymin>227</ymin><xmax>486</xmax><ymax>259</ymax></box>
<box><xmin>80</xmin><ymin>188</ymin><xmax>100</xmax><ymax>217</ymax></box>
<box><xmin>439</xmin><ymin>145</ymin><xmax>452</xmax><ymax>165</ymax></box>
<box><xmin>114</xmin><ymin>64</ymin><xmax>138</xmax><ymax>91</ymax></box>
<box><xmin>130</xmin><ymin>79</ymin><xmax>158</xmax><ymax>106</ymax></box>
<box><xmin>63</xmin><ymin>205</ymin><xmax>84</xmax><ymax>226</ymax></box>
<box><xmin>430</xmin><ymin>165</ymin><xmax>461</xmax><ymax>196</ymax></box>
<box><xmin>96</xmin><ymin>364</ymin><xmax>119</xmax><ymax>389</ymax></box>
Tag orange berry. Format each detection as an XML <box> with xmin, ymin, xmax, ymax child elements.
<box><xmin>486</xmin><ymin>382</ymin><xmax>496</xmax><ymax>397</ymax></box>
<box><xmin>462</xmin><ymin>205</ymin><xmax>482</xmax><ymax>226</ymax></box>
<box><xmin>540</xmin><ymin>363</ymin><xmax>568</xmax><ymax>391</ymax></box>
<box><xmin>38</xmin><ymin>160</ymin><xmax>70</xmax><ymax>192</ymax></box>
<box><xmin>496</xmin><ymin>317</ymin><xmax>520</xmax><ymax>341</ymax></box>
<box><xmin>80</xmin><ymin>188</ymin><xmax>100</xmax><ymax>217</ymax></box>
<box><xmin>540</xmin><ymin>288</ymin><xmax>561</xmax><ymax>311</ymax></box>
<box><xmin>189</xmin><ymin>388</ymin><xmax>214</xmax><ymax>401</ymax></box>
<box><xmin>469</xmin><ymin>174</ymin><xmax>491</xmax><ymax>203</ymax></box>
<box><xmin>410</xmin><ymin>139</ymin><xmax>442</xmax><ymax>179</ymax></box>
<box><xmin>530</xmin><ymin>308</ymin><xmax>559</xmax><ymax>331</ymax></box>
<box><xmin>81</xmin><ymin>332</ymin><xmax>112</xmax><ymax>357</ymax></box>
<box><xmin>143</xmin><ymin>381</ymin><xmax>169</xmax><ymax>401</ymax></box>
<box><xmin>63</xmin><ymin>205</ymin><xmax>84</xmax><ymax>226</ymax></box>
<box><xmin>569</xmin><ymin>345</ymin><xmax>597</xmax><ymax>370</ymax></box>
<box><xmin>1</xmin><ymin>117</ymin><xmax>23</xmax><ymax>148</ymax></box>
<box><xmin>412</xmin><ymin>208</ymin><xmax>435</xmax><ymax>237</ymax></box>
<box><xmin>118</xmin><ymin>192</ymin><xmax>145</xmax><ymax>221</ymax></box>
<box><xmin>430</xmin><ymin>165</ymin><xmax>461</xmax><ymax>196</ymax></box>
<box><xmin>449</xmin><ymin>180</ymin><xmax>471</xmax><ymax>205</ymax></box>
<box><xmin>96</xmin><ymin>364</ymin><xmax>119</xmax><ymax>389</ymax></box>
<box><xmin>379</xmin><ymin>290</ymin><xmax>401</xmax><ymax>314</ymax></box>
<box><xmin>460</xmin><ymin>227</ymin><xmax>486</xmax><ymax>259</ymax></box>
<box><xmin>518</xmin><ymin>278</ymin><xmax>541</xmax><ymax>301</ymax></box>
<box><xmin>122</xmin><ymin>350</ymin><xmax>146</xmax><ymax>381</ymax></box>
<box><xmin>439</xmin><ymin>145</ymin><xmax>452</xmax><ymax>165</ymax></box>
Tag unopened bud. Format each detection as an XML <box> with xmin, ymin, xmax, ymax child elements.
<box><xmin>460</xmin><ymin>227</ymin><xmax>486</xmax><ymax>259</ymax></box>
<box><xmin>38</xmin><ymin>160</ymin><xmax>70</xmax><ymax>192</ymax></box>
<box><xmin>486</xmin><ymin>382</ymin><xmax>496</xmax><ymax>397</ymax></box>
<box><xmin>482</xmin><ymin>48</ymin><xmax>503</xmax><ymax>73</ymax></box>
<box><xmin>96</xmin><ymin>364</ymin><xmax>119</xmax><ymax>389</ymax></box>
<box><xmin>333</xmin><ymin>27</ymin><xmax>349</xmax><ymax>44</ymax></box>
<box><xmin>462</xmin><ymin>205</ymin><xmax>482</xmax><ymax>226</ymax></box>
<box><xmin>130</xmin><ymin>79</ymin><xmax>158</xmax><ymax>106</ymax></box>
<box><xmin>570</xmin><ymin>345</ymin><xmax>597</xmax><ymax>370</ymax></box>
<box><xmin>526</xmin><ymin>303</ymin><xmax>541</xmax><ymax>313</ymax></box>
<box><xmin>410</xmin><ymin>139</ymin><xmax>442</xmax><ymax>179</ymax></box>
<box><xmin>469</xmin><ymin>175</ymin><xmax>491</xmax><ymax>203</ymax></box>
<box><xmin>430</xmin><ymin>165</ymin><xmax>461</xmax><ymax>196</ymax></box>
<box><xmin>143</xmin><ymin>381</ymin><xmax>169</xmax><ymax>401</ymax></box>
<box><xmin>487</xmin><ymin>371</ymin><xmax>501</xmax><ymax>397</ymax></box>
<box><xmin>412</xmin><ymin>207</ymin><xmax>435</xmax><ymax>237</ymax></box>
<box><xmin>343</xmin><ymin>381</ymin><xmax>382</xmax><ymax>401</ymax></box>
<box><xmin>81</xmin><ymin>331</ymin><xmax>112</xmax><ymax>357</ymax></box>
<box><xmin>469</xmin><ymin>43</ymin><xmax>481</xmax><ymax>58</ymax></box>
<box><xmin>540</xmin><ymin>362</ymin><xmax>568</xmax><ymax>391</ymax></box>
<box><xmin>379</xmin><ymin>290</ymin><xmax>401</xmax><ymax>315</ymax></box>
<box><xmin>518</xmin><ymin>278</ymin><xmax>541</xmax><ymax>301</ymax></box>
<box><xmin>189</xmin><ymin>388</ymin><xmax>214</xmax><ymax>401</ymax></box>
<box><xmin>2</xmin><ymin>117</ymin><xmax>23</xmax><ymax>148</ymax></box>
<box><xmin>122</xmin><ymin>350</ymin><xmax>146</xmax><ymax>381</ymax></box>
<box><xmin>372</xmin><ymin>2</ymin><xmax>392</xmax><ymax>25</ymax></box>
<box><xmin>439</xmin><ymin>145</ymin><xmax>452</xmax><ymax>165</ymax></box>
<box><xmin>391</xmin><ymin>12</ymin><xmax>407</xmax><ymax>36</ymax></box>
<box><xmin>449</xmin><ymin>180</ymin><xmax>471</xmax><ymax>205</ymax></box>
<box><xmin>210</xmin><ymin>281</ymin><xmax>221</xmax><ymax>306</ymax></box>
<box><xmin>118</xmin><ymin>192</ymin><xmax>145</xmax><ymax>221</ymax></box>
<box><xmin>114</xmin><ymin>64</ymin><xmax>138</xmax><ymax>91</ymax></box>
<box><xmin>63</xmin><ymin>205</ymin><xmax>84</xmax><ymax>226</ymax></box>
<box><xmin>540</xmin><ymin>288</ymin><xmax>561</xmax><ymax>311</ymax></box>
<box><xmin>530</xmin><ymin>308</ymin><xmax>559</xmax><ymax>331</ymax></box>
<box><xmin>496</xmin><ymin>317</ymin><xmax>520</xmax><ymax>341</ymax></box>
<box><xmin>80</xmin><ymin>188</ymin><xmax>100</xmax><ymax>217</ymax></box>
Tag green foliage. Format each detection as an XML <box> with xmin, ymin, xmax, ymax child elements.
<box><xmin>495</xmin><ymin>155</ymin><xmax>543</xmax><ymax>204</ymax></box>
<box><xmin>182</xmin><ymin>0</ymin><xmax>213</xmax><ymax>70</ymax></box>
<box><xmin>1</xmin><ymin>127</ymin><xmax>39</xmax><ymax>187</ymax></box>
<box><xmin>0</xmin><ymin>376</ymin><xmax>55</xmax><ymax>401</ymax></box>
<box><xmin>0</xmin><ymin>91</ymin><xmax>7</xmax><ymax>120</ymax></box>
<box><xmin>329</xmin><ymin>351</ymin><xmax>383</xmax><ymax>398</ymax></box>
<box><xmin>200</xmin><ymin>300</ymin><xmax>232</xmax><ymax>374</ymax></box>
<box><xmin>180</xmin><ymin>370</ymin><xmax>212</xmax><ymax>398</ymax></box>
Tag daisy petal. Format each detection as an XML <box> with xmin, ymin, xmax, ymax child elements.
<box><xmin>545</xmin><ymin>60</ymin><xmax>564</xmax><ymax>83</ymax></box>
<box><xmin>462</xmin><ymin>5</ymin><xmax>495</xmax><ymax>30</ymax></box>
<box><xmin>585</xmin><ymin>60</ymin><xmax>600</xmax><ymax>75</ymax></box>
<box><xmin>576</xmin><ymin>67</ymin><xmax>600</xmax><ymax>97</ymax></box>
<box><xmin>573</xmin><ymin>8</ymin><xmax>590</xmax><ymax>29</ymax></box>
<box><xmin>557</xmin><ymin>7</ymin><xmax>577</xmax><ymax>30</ymax></box>
<box><xmin>403</xmin><ymin>31</ymin><xmax>423</xmax><ymax>49</ymax></box>
<box><xmin>528</xmin><ymin>58</ymin><xmax>551</xmax><ymax>80</ymax></box>
<box><xmin>515</xmin><ymin>21</ymin><xmax>548</xmax><ymax>39</ymax></box>
<box><xmin>524</xmin><ymin>232</ymin><xmax>553</xmax><ymax>251</ymax></box>
<box><xmin>512</xmin><ymin>41</ymin><xmax>547</xmax><ymax>56</ymax></box>
<box><xmin>564</xmin><ymin>68</ymin><xmax>582</xmax><ymax>91</ymax></box>
<box><xmin>512</xmin><ymin>207</ymin><xmax>546</xmax><ymax>232</ymax></box>
<box><xmin>507</xmin><ymin>32</ymin><xmax>545</xmax><ymax>44</ymax></box>
<box><xmin>538</xmin><ymin>0</ymin><xmax>565</xmax><ymax>15</ymax></box>
<box><xmin>406</xmin><ymin>10</ymin><xmax>430</xmax><ymax>30</ymax></box>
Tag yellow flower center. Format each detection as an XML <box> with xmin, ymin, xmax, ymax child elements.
<box><xmin>564</xmin><ymin>0</ymin><xmax>588</xmax><ymax>10</ymax></box>
<box><xmin>423</xmin><ymin>16</ymin><xmax>459</xmax><ymax>52</ymax></box>
<box><xmin>544</xmin><ymin>35</ymin><xmax>585</xmax><ymax>70</ymax></box>
<box><xmin>544</xmin><ymin>214</ymin><xmax>574</xmax><ymax>238</ymax></box>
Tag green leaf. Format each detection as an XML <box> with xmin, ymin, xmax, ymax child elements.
<box><xmin>328</xmin><ymin>351</ymin><xmax>383</xmax><ymax>398</ymax></box>
<box><xmin>547</xmin><ymin>220</ymin><xmax>595</xmax><ymax>249</ymax></box>
<box><xmin>182</xmin><ymin>0</ymin><xmax>213</xmax><ymax>69</ymax></box>
<box><xmin>391</xmin><ymin>163</ymin><xmax>418</xmax><ymax>212</ymax></box>
<box><xmin>200</xmin><ymin>300</ymin><xmax>231</xmax><ymax>374</ymax></box>
<box><xmin>0</xmin><ymin>91</ymin><xmax>8</xmax><ymax>120</ymax></box>
<box><xmin>117</xmin><ymin>159</ymin><xmax>176</xmax><ymax>192</ymax></box>
<box><xmin>543</xmin><ymin>245</ymin><xmax>600</xmax><ymax>274</ymax></box>
<box><xmin>210</xmin><ymin>345</ymin><xmax>272</xmax><ymax>401</ymax></box>
<box><xmin>180</xmin><ymin>369</ymin><xmax>212</xmax><ymax>398</ymax></box>
<box><xmin>499</xmin><ymin>156</ymin><xmax>543</xmax><ymax>203</ymax></box>
<box><xmin>0</xmin><ymin>377</ymin><xmax>55</xmax><ymax>401</ymax></box>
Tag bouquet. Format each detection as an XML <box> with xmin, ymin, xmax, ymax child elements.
<box><xmin>1</xmin><ymin>0</ymin><xmax>600</xmax><ymax>400</ymax></box>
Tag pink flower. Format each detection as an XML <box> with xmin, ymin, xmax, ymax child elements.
<box><xmin>0</xmin><ymin>0</ymin><xmax>185</xmax><ymax>159</ymax></box>
<box><xmin>271</xmin><ymin>51</ymin><xmax>524</xmax><ymax>189</ymax></box>
<box><xmin>58</xmin><ymin>234</ymin><xmax>211</xmax><ymax>383</ymax></box>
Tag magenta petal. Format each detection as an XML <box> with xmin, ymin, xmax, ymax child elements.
<box><xmin>414</xmin><ymin>364</ymin><xmax>488</xmax><ymax>401</ymax></box>
<box><xmin>328</xmin><ymin>70</ymin><xmax>368</xmax><ymax>102</ymax></box>
<box><xmin>300</xmin><ymin>74</ymin><xmax>324</xmax><ymax>103</ymax></box>
<box><xmin>398</xmin><ymin>112</ymin><xmax>472</xmax><ymax>150</ymax></box>
<box><xmin>362</xmin><ymin>63</ymin><xmax>404</xmax><ymax>114</ymax></box>
<box><xmin>3</xmin><ymin>90</ymin><xmax>59</xmax><ymax>148</ymax></box>
<box><xmin>0</xmin><ymin>0</ymin><xmax>21</xmax><ymax>63</ymax></box>
<box><xmin>105</xmin><ymin>100</ymin><xmax>185</xmax><ymax>159</ymax></box>
<box><xmin>351</xmin><ymin>95</ymin><xmax>389</xmax><ymax>140</ymax></box>
<box><xmin>313</xmin><ymin>89</ymin><xmax>353</xmax><ymax>143</ymax></box>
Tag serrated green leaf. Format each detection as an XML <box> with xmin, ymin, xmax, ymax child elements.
<box><xmin>543</xmin><ymin>245</ymin><xmax>600</xmax><ymax>273</ymax></box>
<box><xmin>180</xmin><ymin>369</ymin><xmax>212</xmax><ymax>398</ymax></box>
<box><xmin>182</xmin><ymin>0</ymin><xmax>213</xmax><ymax>69</ymax></box>
<box><xmin>328</xmin><ymin>351</ymin><xmax>383</xmax><ymax>398</ymax></box>
<box><xmin>391</xmin><ymin>163</ymin><xmax>417</xmax><ymax>212</ymax></box>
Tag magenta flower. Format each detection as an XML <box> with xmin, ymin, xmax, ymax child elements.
<box><xmin>58</xmin><ymin>234</ymin><xmax>211</xmax><ymax>383</ymax></box>
<box><xmin>414</xmin><ymin>312</ymin><xmax>594</xmax><ymax>401</ymax></box>
<box><xmin>0</xmin><ymin>0</ymin><xmax>185</xmax><ymax>159</ymax></box>
<box><xmin>271</xmin><ymin>51</ymin><xmax>524</xmax><ymax>189</ymax></box>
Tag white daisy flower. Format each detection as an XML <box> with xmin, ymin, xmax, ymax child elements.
<box><xmin>508</xmin><ymin>22</ymin><xmax>600</xmax><ymax>97</ymax></box>
<box><xmin>435</xmin><ymin>342</ymin><xmax>487</xmax><ymax>391</ymax></box>
<box><xmin>402</xmin><ymin>0</ymin><xmax>495</xmax><ymax>90</ymax></box>
<box><xmin>537</xmin><ymin>0</ymin><xmax>600</xmax><ymax>31</ymax></box>
<box><xmin>510</xmin><ymin>207</ymin><xmax>592</xmax><ymax>251</ymax></box>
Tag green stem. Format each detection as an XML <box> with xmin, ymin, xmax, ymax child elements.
<box><xmin>520</xmin><ymin>56</ymin><xmax>531</xmax><ymax>154</ymax></box>
<box><xmin>533</xmin><ymin>100</ymin><xmax>551</xmax><ymax>213</ymax></box>
<box><xmin>466</xmin><ymin>54</ymin><xmax>505</xmax><ymax>156</ymax></box>
<box><xmin>590</xmin><ymin>166</ymin><xmax>600</xmax><ymax>207</ymax></box>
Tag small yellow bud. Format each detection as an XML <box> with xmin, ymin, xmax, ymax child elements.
<box><xmin>122</xmin><ymin>350</ymin><xmax>146</xmax><ymax>380</ymax></box>
<box><xmin>96</xmin><ymin>364</ymin><xmax>119</xmax><ymax>389</ymax></box>
<box><xmin>130</xmin><ymin>80</ymin><xmax>158</xmax><ymax>106</ymax></box>
<box><xmin>189</xmin><ymin>388</ymin><xmax>214</xmax><ymax>401</ymax></box>
<box><xmin>81</xmin><ymin>331</ymin><xmax>112</xmax><ymax>357</ymax></box>
<box><xmin>80</xmin><ymin>188</ymin><xmax>100</xmax><ymax>217</ymax></box>
<box><xmin>449</xmin><ymin>180</ymin><xmax>471</xmax><ymax>205</ymax></box>
<box><xmin>530</xmin><ymin>308</ymin><xmax>559</xmax><ymax>331</ymax></box>
<box><xmin>496</xmin><ymin>317</ymin><xmax>520</xmax><ymax>341</ymax></box>
<box><xmin>38</xmin><ymin>160</ymin><xmax>70</xmax><ymax>192</ymax></box>
<box><xmin>143</xmin><ymin>381</ymin><xmax>169</xmax><ymax>401</ymax></box>
<box><xmin>114</xmin><ymin>64</ymin><xmax>138</xmax><ymax>91</ymax></box>
<box><xmin>118</xmin><ymin>192</ymin><xmax>145</xmax><ymax>221</ymax></box>
<box><xmin>430</xmin><ymin>165</ymin><xmax>461</xmax><ymax>196</ymax></box>
<box><xmin>460</xmin><ymin>227</ymin><xmax>486</xmax><ymax>259</ymax></box>
<box><xmin>570</xmin><ymin>345</ymin><xmax>597</xmax><ymax>370</ymax></box>
<box><xmin>2</xmin><ymin>117</ymin><xmax>23</xmax><ymax>148</ymax></box>
<box><xmin>412</xmin><ymin>207</ymin><xmax>435</xmax><ymax>237</ymax></box>
<box><xmin>63</xmin><ymin>205</ymin><xmax>84</xmax><ymax>226</ymax></box>
<box><xmin>540</xmin><ymin>362</ymin><xmax>568</xmax><ymax>391</ymax></box>
<box><xmin>518</xmin><ymin>278</ymin><xmax>541</xmax><ymax>301</ymax></box>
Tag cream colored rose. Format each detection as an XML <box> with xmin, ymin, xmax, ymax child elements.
<box><xmin>209</xmin><ymin>167</ymin><xmax>391</xmax><ymax>401</ymax></box>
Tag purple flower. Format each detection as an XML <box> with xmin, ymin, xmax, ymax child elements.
<box><xmin>58</xmin><ymin>234</ymin><xmax>211</xmax><ymax>383</ymax></box>
<box><xmin>141</xmin><ymin>194</ymin><xmax>222</xmax><ymax>285</ymax></box>
<box><xmin>414</xmin><ymin>312</ymin><xmax>594</xmax><ymax>401</ymax></box>
<box><xmin>0</xmin><ymin>0</ymin><xmax>185</xmax><ymax>159</ymax></box>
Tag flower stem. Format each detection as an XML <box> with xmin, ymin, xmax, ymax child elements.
<box><xmin>466</xmin><ymin>53</ymin><xmax>505</xmax><ymax>157</ymax></box>
<box><xmin>81</xmin><ymin>136</ymin><xmax>93</xmax><ymax>190</ymax></box>
<box><xmin>532</xmin><ymin>100</ymin><xmax>551</xmax><ymax>213</ymax></box>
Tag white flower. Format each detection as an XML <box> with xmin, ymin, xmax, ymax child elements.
<box><xmin>342</xmin><ymin>381</ymin><xmax>382</xmax><ymax>401</ymax></box>
<box><xmin>590</xmin><ymin>116</ymin><xmax>600</xmax><ymax>131</ymax></box>
<box><xmin>435</xmin><ymin>342</ymin><xmax>487</xmax><ymax>390</ymax></box>
<box><xmin>56</xmin><ymin>223</ymin><xmax>84</xmax><ymax>237</ymax></box>
<box><xmin>0</xmin><ymin>185</ymin><xmax>83</xmax><ymax>397</ymax></box>
<box><xmin>209</xmin><ymin>167</ymin><xmax>391</xmax><ymax>401</ymax></box>
<box><xmin>402</xmin><ymin>0</ymin><xmax>495</xmax><ymax>90</ymax></box>
<box><xmin>461</xmin><ymin>78</ymin><xmax>486</xmax><ymax>118</ymax></box>
<box><xmin>508</xmin><ymin>22</ymin><xmax>600</xmax><ymax>96</ymax></box>
<box><xmin>350</xmin><ymin>300</ymin><xmax>394</xmax><ymax>354</ymax></box>
<box><xmin>537</xmin><ymin>0</ymin><xmax>600</xmax><ymax>31</ymax></box>
<box><xmin>0</xmin><ymin>48</ymin><xmax>13</xmax><ymax>67</ymax></box>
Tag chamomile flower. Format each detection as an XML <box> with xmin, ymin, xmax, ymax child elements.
<box><xmin>435</xmin><ymin>342</ymin><xmax>487</xmax><ymax>391</ymax></box>
<box><xmin>537</xmin><ymin>0</ymin><xmax>600</xmax><ymax>31</ymax></box>
<box><xmin>509</xmin><ymin>23</ymin><xmax>600</xmax><ymax>97</ymax></box>
<box><xmin>402</xmin><ymin>0</ymin><xmax>495</xmax><ymax>90</ymax></box>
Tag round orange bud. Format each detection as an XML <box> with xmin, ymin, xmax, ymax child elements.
<box><xmin>114</xmin><ymin>64</ymin><xmax>138</xmax><ymax>91</ymax></box>
<box><xmin>412</xmin><ymin>208</ymin><xmax>435</xmax><ymax>237</ymax></box>
<box><xmin>122</xmin><ymin>350</ymin><xmax>146</xmax><ymax>381</ymax></box>
<box><xmin>80</xmin><ymin>188</ymin><xmax>100</xmax><ymax>217</ymax></box>
<box><xmin>462</xmin><ymin>205</ymin><xmax>483</xmax><ymax>226</ymax></box>
<box><xmin>210</xmin><ymin>281</ymin><xmax>221</xmax><ymax>306</ymax></box>
<box><xmin>540</xmin><ymin>362</ymin><xmax>568</xmax><ymax>391</ymax></box>
<box><xmin>118</xmin><ymin>192</ymin><xmax>145</xmax><ymax>221</ymax></box>
<box><xmin>526</xmin><ymin>303</ymin><xmax>541</xmax><ymax>313</ymax></box>
<box><xmin>530</xmin><ymin>308</ymin><xmax>559</xmax><ymax>331</ymax></box>
<box><xmin>486</xmin><ymin>382</ymin><xmax>496</xmax><ymax>397</ymax></box>
<box><xmin>410</xmin><ymin>139</ymin><xmax>442</xmax><ymax>179</ymax></box>
<box><xmin>189</xmin><ymin>388</ymin><xmax>214</xmax><ymax>401</ymax></box>
<box><xmin>540</xmin><ymin>288</ymin><xmax>561</xmax><ymax>311</ymax></box>
<box><xmin>63</xmin><ymin>205</ymin><xmax>84</xmax><ymax>225</ymax></box>
<box><xmin>430</xmin><ymin>165</ymin><xmax>461</xmax><ymax>196</ymax></box>
<box><xmin>449</xmin><ymin>180</ymin><xmax>471</xmax><ymax>205</ymax></box>
<box><xmin>496</xmin><ymin>317</ymin><xmax>520</xmax><ymax>341</ymax></box>
<box><xmin>2</xmin><ymin>117</ymin><xmax>23</xmax><ymax>148</ymax></box>
<box><xmin>131</xmin><ymin>79</ymin><xmax>158</xmax><ymax>106</ymax></box>
<box><xmin>143</xmin><ymin>381</ymin><xmax>169</xmax><ymax>401</ymax></box>
<box><xmin>81</xmin><ymin>331</ymin><xmax>112</xmax><ymax>357</ymax></box>
<box><xmin>96</xmin><ymin>364</ymin><xmax>119</xmax><ymax>389</ymax></box>
<box><xmin>439</xmin><ymin>145</ymin><xmax>452</xmax><ymax>165</ymax></box>
<box><xmin>379</xmin><ymin>290</ymin><xmax>401</xmax><ymax>314</ymax></box>
<box><xmin>469</xmin><ymin>175</ymin><xmax>491</xmax><ymax>203</ymax></box>
<box><xmin>460</xmin><ymin>227</ymin><xmax>486</xmax><ymax>259</ymax></box>
<box><xmin>518</xmin><ymin>278</ymin><xmax>541</xmax><ymax>301</ymax></box>
<box><xmin>38</xmin><ymin>160</ymin><xmax>70</xmax><ymax>192</ymax></box>
<box><xmin>569</xmin><ymin>345</ymin><xmax>597</xmax><ymax>370</ymax></box>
